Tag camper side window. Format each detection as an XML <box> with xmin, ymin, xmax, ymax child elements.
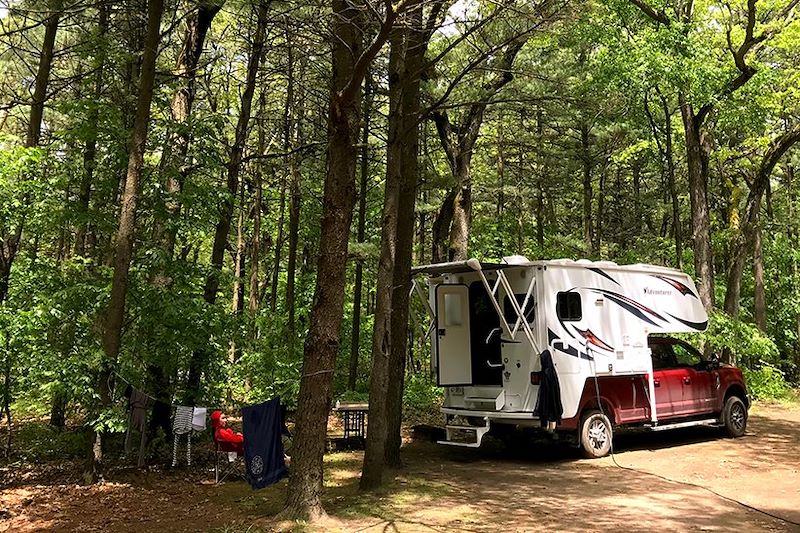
<box><xmin>556</xmin><ymin>292</ymin><xmax>582</xmax><ymax>321</ymax></box>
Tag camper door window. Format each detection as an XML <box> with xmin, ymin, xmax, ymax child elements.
<box><xmin>444</xmin><ymin>293</ymin><xmax>464</xmax><ymax>326</ymax></box>
<box><xmin>556</xmin><ymin>292</ymin><xmax>582</xmax><ymax>321</ymax></box>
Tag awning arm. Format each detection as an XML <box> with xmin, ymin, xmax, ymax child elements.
<box><xmin>510</xmin><ymin>276</ymin><xmax>536</xmax><ymax>338</ymax></box>
<box><xmin>496</xmin><ymin>270</ymin><xmax>540</xmax><ymax>353</ymax></box>
<box><xmin>476</xmin><ymin>270</ymin><xmax>514</xmax><ymax>336</ymax></box>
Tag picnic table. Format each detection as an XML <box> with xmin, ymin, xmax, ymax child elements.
<box><xmin>333</xmin><ymin>401</ymin><xmax>368</xmax><ymax>441</ymax></box>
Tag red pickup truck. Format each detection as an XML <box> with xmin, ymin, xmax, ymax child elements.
<box><xmin>561</xmin><ymin>336</ymin><xmax>750</xmax><ymax>458</ymax></box>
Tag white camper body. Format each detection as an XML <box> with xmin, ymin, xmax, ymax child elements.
<box><xmin>412</xmin><ymin>257</ymin><xmax>709</xmax><ymax>447</ymax></box>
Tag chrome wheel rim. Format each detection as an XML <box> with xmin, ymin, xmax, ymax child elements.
<box><xmin>587</xmin><ymin>419</ymin><xmax>608</xmax><ymax>451</ymax></box>
<box><xmin>731</xmin><ymin>403</ymin><xmax>746</xmax><ymax>431</ymax></box>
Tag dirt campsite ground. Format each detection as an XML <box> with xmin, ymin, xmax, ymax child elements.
<box><xmin>2</xmin><ymin>402</ymin><xmax>799</xmax><ymax>532</ymax></box>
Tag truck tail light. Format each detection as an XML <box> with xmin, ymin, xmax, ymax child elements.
<box><xmin>530</xmin><ymin>371</ymin><xmax>541</xmax><ymax>385</ymax></box>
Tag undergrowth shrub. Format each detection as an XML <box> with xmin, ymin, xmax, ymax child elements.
<box><xmin>403</xmin><ymin>372</ymin><xmax>443</xmax><ymax>426</ymax></box>
<box><xmin>743</xmin><ymin>362</ymin><xmax>793</xmax><ymax>401</ymax></box>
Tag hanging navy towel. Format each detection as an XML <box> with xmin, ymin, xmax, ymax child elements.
<box><xmin>534</xmin><ymin>349</ymin><xmax>563</xmax><ymax>426</ymax></box>
<box><xmin>241</xmin><ymin>398</ymin><xmax>288</xmax><ymax>490</ymax></box>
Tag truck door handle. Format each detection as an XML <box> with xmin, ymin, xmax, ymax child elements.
<box><xmin>683</xmin><ymin>376</ymin><xmax>691</xmax><ymax>385</ymax></box>
<box><xmin>438</xmin><ymin>329</ymin><xmax>445</xmax><ymax>336</ymax></box>
<box><xmin>486</xmin><ymin>361</ymin><xmax>504</xmax><ymax>369</ymax></box>
<box><xmin>653</xmin><ymin>379</ymin><xmax>660</xmax><ymax>387</ymax></box>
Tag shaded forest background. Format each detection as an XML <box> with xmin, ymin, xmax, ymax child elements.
<box><xmin>1</xmin><ymin>0</ymin><xmax>799</xmax><ymax>518</ymax></box>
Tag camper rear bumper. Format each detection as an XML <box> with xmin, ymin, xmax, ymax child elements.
<box><xmin>441</xmin><ymin>407</ymin><xmax>540</xmax><ymax>425</ymax></box>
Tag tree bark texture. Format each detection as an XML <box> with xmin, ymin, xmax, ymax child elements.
<box><xmin>753</xmin><ymin>218</ymin><xmax>766</xmax><ymax>331</ymax></box>
<box><xmin>724</xmin><ymin>123</ymin><xmax>800</xmax><ymax>319</ymax></box>
<box><xmin>283</xmin><ymin>0</ymin><xmax>400</xmax><ymax>518</ymax></box>
<box><xmin>679</xmin><ymin>95</ymin><xmax>714</xmax><ymax>310</ymax></box>
<box><xmin>285</xmin><ymin>40</ymin><xmax>301</xmax><ymax>342</ymax></box>
<box><xmin>283</xmin><ymin>0</ymin><xmax>364</xmax><ymax>519</ymax></box>
<box><xmin>361</xmin><ymin>26</ymin><xmax>405</xmax><ymax>490</ymax></box>
<box><xmin>93</xmin><ymin>0</ymin><xmax>164</xmax><ymax>481</ymax></box>
<box><xmin>349</xmin><ymin>74</ymin><xmax>372</xmax><ymax>391</ymax></box>
<box><xmin>363</xmin><ymin>1</ymin><xmax>426</xmax><ymax>483</ymax></box>
<box><xmin>75</xmin><ymin>3</ymin><xmax>108</xmax><ymax>258</ymax></box>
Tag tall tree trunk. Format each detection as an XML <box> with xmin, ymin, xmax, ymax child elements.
<box><xmin>724</xmin><ymin>124</ymin><xmax>800</xmax><ymax>320</ymax></box>
<box><xmin>249</xmin><ymin>92</ymin><xmax>266</xmax><ymax>318</ymax></box>
<box><xmin>448</xmin><ymin>160</ymin><xmax>472</xmax><ymax>261</ymax></box>
<box><xmin>661</xmin><ymin>94</ymin><xmax>682</xmax><ymax>269</ymax></box>
<box><xmin>431</xmin><ymin>188</ymin><xmax>456</xmax><ymax>262</ymax></box>
<box><xmin>270</xmin><ymin>180</ymin><xmax>286</xmax><ymax>312</ymax></box>
<box><xmin>283</xmin><ymin>0</ymin><xmax>398</xmax><ymax>519</ymax></box>
<box><xmin>89</xmin><ymin>0</ymin><xmax>164</xmax><ymax>482</ymax></box>
<box><xmin>753</xmin><ymin>217</ymin><xmax>766</xmax><ymax>331</ymax></box>
<box><xmin>385</xmin><ymin>4</ymin><xmax>424</xmax><ymax>466</ymax></box>
<box><xmin>430</xmin><ymin>36</ymin><xmax>528</xmax><ymax>262</ymax></box>
<box><xmin>228</xmin><ymin>191</ymin><xmax>246</xmax><ymax>368</ymax></box>
<box><xmin>0</xmin><ymin>3</ymin><xmax>60</xmax><ymax>304</ymax></box>
<box><xmin>580</xmin><ymin>123</ymin><xmax>594</xmax><ymax>257</ymax></box>
<box><xmin>348</xmin><ymin>74</ymin><xmax>371</xmax><ymax>391</ymax></box>
<box><xmin>363</xmin><ymin>1</ymin><xmax>425</xmax><ymax>482</ymax></box>
<box><xmin>153</xmin><ymin>0</ymin><xmax>222</xmax><ymax>275</ymax></box>
<box><xmin>185</xmin><ymin>0</ymin><xmax>269</xmax><ymax>403</ymax></box>
<box><xmin>285</xmin><ymin>42</ymin><xmax>301</xmax><ymax>342</ymax></box>
<box><xmin>26</xmin><ymin>6</ymin><xmax>60</xmax><ymax>147</ymax></box>
<box><xmin>679</xmin><ymin>94</ymin><xmax>714</xmax><ymax>309</ymax></box>
<box><xmin>361</xmin><ymin>26</ymin><xmax>405</xmax><ymax>489</ymax></box>
<box><xmin>75</xmin><ymin>3</ymin><xmax>108</xmax><ymax>257</ymax></box>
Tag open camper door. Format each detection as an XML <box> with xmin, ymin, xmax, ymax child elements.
<box><xmin>435</xmin><ymin>284</ymin><xmax>472</xmax><ymax>386</ymax></box>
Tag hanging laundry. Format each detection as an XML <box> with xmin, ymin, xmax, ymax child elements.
<box><xmin>241</xmin><ymin>398</ymin><xmax>288</xmax><ymax>490</ymax></box>
<box><xmin>534</xmin><ymin>349</ymin><xmax>563</xmax><ymax>430</ymax></box>
<box><xmin>172</xmin><ymin>406</ymin><xmax>194</xmax><ymax>467</ymax></box>
<box><xmin>191</xmin><ymin>407</ymin><xmax>207</xmax><ymax>431</ymax></box>
<box><xmin>124</xmin><ymin>386</ymin><xmax>150</xmax><ymax>455</ymax></box>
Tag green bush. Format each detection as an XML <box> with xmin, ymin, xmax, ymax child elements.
<box><xmin>695</xmin><ymin>310</ymin><xmax>780</xmax><ymax>368</ymax></box>
<box><xmin>403</xmin><ymin>372</ymin><xmax>443</xmax><ymax>426</ymax></box>
<box><xmin>742</xmin><ymin>362</ymin><xmax>793</xmax><ymax>401</ymax></box>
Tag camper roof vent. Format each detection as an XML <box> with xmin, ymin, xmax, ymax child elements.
<box><xmin>594</xmin><ymin>261</ymin><xmax>618</xmax><ymax>267</ymax></box>
<box><xmin>502</xmin><ymin>255</ymin><xmax>530</xmax><ymax>265</ymax></box>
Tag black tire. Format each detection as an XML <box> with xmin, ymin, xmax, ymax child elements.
<box><xmin>579</xmin><ymin>410</ymin><xmax>612</xmax><ymax>459</ymax></box>
<box><xmin>721</xmin><ymin>396</ymin><xmax>748</xmax><ymax>437</ymax></box>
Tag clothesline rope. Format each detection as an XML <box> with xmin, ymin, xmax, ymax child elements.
<box><xmin>111</xmin><ymin>369</ymin><xmax>240</xmax><ymax>413</ymax></box>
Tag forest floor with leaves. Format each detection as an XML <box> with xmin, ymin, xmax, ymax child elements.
<box><xmin>2</xmin><ymin>402</ymin><xmax>800</xmax><ymax>532</ymax></box>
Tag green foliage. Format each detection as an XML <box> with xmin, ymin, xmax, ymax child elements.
<box><xmin>742</xmin><ymin>362</ymin><xmax>793</xmax><ymax>401</ymax></box>
<box><xmin>694</xmin><ymin>311</ymin><xmax>780</xmax><ymax>368</ymax></box>
<box><xmin>402</xmin><ymin>372</ymin><xmax>443</xmax><ymax>426</ymax></box>
<box><xmin>10</xmin><ymin>422</ymin><xmax>89</xmax><ymax>462</ymax></box>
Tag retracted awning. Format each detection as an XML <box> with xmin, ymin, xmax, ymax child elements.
<box><xmin>410</xmin><ymin>258</ymin><xmax>512</xmax><ymax>277</ymax></box>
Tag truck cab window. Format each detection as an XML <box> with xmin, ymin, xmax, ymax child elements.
<box><xmin>673</xmin><ymin>342</ymin><xmax>702</xmax><ymax>366</ymax></box>
<box><xmin>556</xmin><ymin>292</ymin><xmax>582</xmax><ymax>321</ymax></box>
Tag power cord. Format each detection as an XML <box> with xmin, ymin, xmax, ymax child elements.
<box><xmin>586</xmin><ymin>349</ymin><xmax>800</xmax><ymax>529</ymax></box>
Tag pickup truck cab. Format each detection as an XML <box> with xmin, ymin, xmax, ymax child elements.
<box><xmin>565</xmin><ymin>336</ymin><xmax>750</xmax><ymax>458</ymax></box>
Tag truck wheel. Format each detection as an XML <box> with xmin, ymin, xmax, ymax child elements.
<box><xmin>721</xmin><ymin>396</ymin><xmax>747</xmax><ymax>437</ymax></box>
<box><xmin>580</xmin><ymin>410</ymin><xmax>612</xmax><ymax>458</ymax></box>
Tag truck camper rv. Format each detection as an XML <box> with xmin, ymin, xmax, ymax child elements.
<box><xmin>410</xmin><ymin>256</ymin><xmax>749</xmax><ymax>458</ymax></box>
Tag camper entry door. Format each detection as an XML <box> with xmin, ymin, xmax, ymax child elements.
<box><xmin>435</xmin><ymin>284</ymin><xmax>472</xmax><ymax>386</ymax></box>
